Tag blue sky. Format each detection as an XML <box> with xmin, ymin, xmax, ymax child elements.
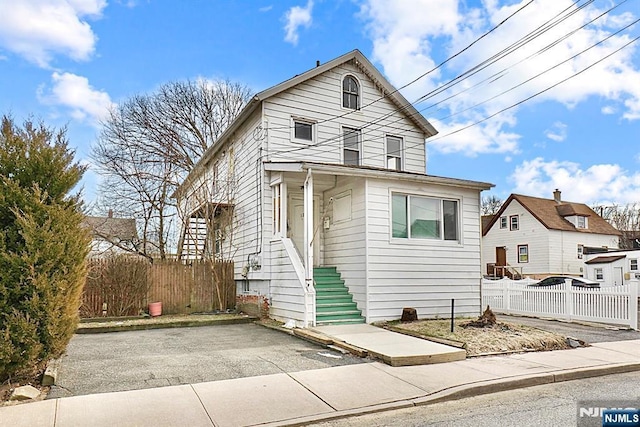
<box><xmin>1</xmin><ymin>0</ymin><xmax>639</xmax><ymax>208</ymax></box>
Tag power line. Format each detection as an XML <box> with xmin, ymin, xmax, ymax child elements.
<box><xmin>267</xmin><ymin>0</ymin><xmax>637</xmax><ymax>162</ymax></box>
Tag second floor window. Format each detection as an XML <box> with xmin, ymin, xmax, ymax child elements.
<box><xmin>343</xmin><ymin>127</ymin><xmax>361</xmax><ymax>166</ymax></box>
<box><xmin>577</xmin><ymin>244</ymin><xmax>583</xmax><ymax>259</ymax></box>
<box><xmin>386</xmin><ymin>136</ymin><xmax>402</xmax><ymax>170</ymax></box>
<box><xmin>500</xmin><ymin>216</ymin><xmax>507</xmax><ymax>229</ymax></box>
<box><xmin>342</xmin><ymin>75</ymin><xmax>359</xmax><ymax>109</ymax></box>
<box><xmin>510</xmin><ymin>215</ymin><xmax>519</xmax><ymax>231</ymax></box>
<box><xmin>294</xmin><ymin>120</ymin><xmax>313</xmax><ymax>141</ymax></box>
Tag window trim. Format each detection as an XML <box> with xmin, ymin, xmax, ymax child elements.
<box><xmin>499</xmin><ymin>216</ymin><xmax>507</xmax><ymax>229</ymax></box>
<box><xmin>595</xmin><ymin>268</ymin><xmax>604</xmax><ymax>281</ymax></box>
<box><xmin>291</xmin><ymin>117</ymin><xmax>316</xmax><ymax>143</ymax></box>
<box><xmin>630</xmin><ymin>259</ymin><xmax>638</xmax><ymax>271</ymax></box>
<box><xmin>385</xmin><ymin>134</ymin><xmax>403</xmax><ymax>171</ymax></box>
<box><xmin>517</xmin><ymin>244</ymin><xmax>529</xmax><ymax>263</ymax></box>
<box><xmin>342</xmin><ymin>126</ymin><xmax>361</xmax><ymax>166</ymax></box>
<box><xmin>510</xmin><ymin>215</ymin><xmax>519</xmax><ymax>231</ymax></box>
<box><xmin>576</xmin><ymin>216</ymin><xmax>586</xmax><ymax>229</ymax></box>
<box><xmin>342</xmin><ymin>74</ymin><xmax>360</xmax><ymax>110</ymax></box>
<box><xmin>391</xmin><ymin>192</ymin><xmax>460</xmax><ymax>242</ymax></box>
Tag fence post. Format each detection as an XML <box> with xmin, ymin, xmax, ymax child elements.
<box><xmin>503</xmin><ymin>279</ymin><xmax>510</xmax><ymax>313</ymax></box>
<box><xmin>563</xmin><ymin>279</ymin><xmax>572</xmax><ymax>321</ymax></box>
<box><xmin>630</xmin><ymin>278</ymin><xmax>638</xmax><ymax>330</ymax></box>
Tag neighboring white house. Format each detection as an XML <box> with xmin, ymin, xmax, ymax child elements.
<box><xmin>584</xmin><ymin>250</ymin><xmax>640</xmax><ymax>286</ymax></box>
<box><xmin>83</xmin><ymin>211</ymin><xmax>139</xmax><ymax>257</ymax></box>
<box><xmin>174</xmin><ymin>49</ymin><xmax>493</xmax><ymax>327</ymax></box>
<box><xmin>482</xmin><ymin>190</ymin><xmax>621</xmax><ymax>279</ymax></box>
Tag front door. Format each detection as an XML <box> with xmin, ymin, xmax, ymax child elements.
<box><xmin>496</xmin><ymin>247</ymin><xmax>507</xmax><ymax>266</ymax></box>
<box><xmin>614</xmin><ymin>267</ymin><xmax>624</xmax><ymax>285</ymax></box>
<box><xmin>288</xmin><ymin>195</ymin><xmax>320</xmax><ymax>266</ymax></box>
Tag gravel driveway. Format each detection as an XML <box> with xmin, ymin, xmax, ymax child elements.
<box><xmin>48</xmin><ymin>323</ymin><xmax>365</xmax><ymax>399</ymax></box>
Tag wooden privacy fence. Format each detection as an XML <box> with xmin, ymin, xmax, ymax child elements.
<box><xmin>82</xmin><ymin>257</ymin><xmax>235</xmax><ymax>318</ymax></box>
<box><xmin>481</xmin><ymin>277</ymin><xmax>639</xmax><ymax>330</ymax></box>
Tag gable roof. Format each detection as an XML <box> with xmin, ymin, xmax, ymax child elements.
<box><xmin>482</xmin><ymin>193</ymin><xmax>621</xmax><ymax>236</ymax></box>
<box><xmin>83</xmin><ymin>216</ymin><xmax>138</xmax><ymax>241</ymax></box>
<box><xmin>175</xmin><ymin>49</ymin><xmax>438</xmax><ymax>198</ymax></box>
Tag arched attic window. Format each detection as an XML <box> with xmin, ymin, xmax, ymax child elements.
<box><xmin>342</xmin><ymin>75</ymin><xmax>359</xmax><ymax>109</ymax></box>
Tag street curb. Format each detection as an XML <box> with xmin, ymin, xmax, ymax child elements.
<box><xmin>75</xmin><ymin>316</ymin><xmax>256</xmax><ymax>334</ymax></box>
<box><xmin>266</xmin><ymin>362</ymin><xmax>640</xmax><ymax>426</ymax></box>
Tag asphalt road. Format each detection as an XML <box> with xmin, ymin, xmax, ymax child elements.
<box><xmin>310</xmin><ymin>371</ymin><xmax>640</xmax><ymax>427</ymax></box>
<box><xmin>497</xmin><ymin>314</ymin><xmax>640</xmax><ymax>344</ymax></box>
<box><xmin>47</xmin><ymin>323</ymin><xmax>365</xmax><ymax>399</ymax></box>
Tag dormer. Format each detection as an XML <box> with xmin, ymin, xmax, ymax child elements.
<box><xmin>556</xmin><ymin>204</ymin><xmax>590</xmax><ymax>229</ymax></box>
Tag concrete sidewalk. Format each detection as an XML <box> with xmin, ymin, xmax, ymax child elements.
<box><xmin>2</xmin><ymin>339</ymin><xmax>640</xmax><ymax>427</ymax></box>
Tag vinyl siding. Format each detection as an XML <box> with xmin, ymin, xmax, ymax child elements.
<box><xmin>323</xmin><ymin>176</ymin><xmax>367</xmax><ymax>310</ymax></box>
<box><xmin>365</xmin><ymin>178</ymin><xmax>483</xmax><ymax>322</ymax></box>
<box><xmin>547</xmin><ymin>230</ymin><xmax>620</xmax><ymax>275</ymax></box>
<box><xmin>263</xmin><ymin>60</ymin><xmax>426</xmax><ymax>173</ymax></box>
<box><xmin>269</xmin><ymin>239</ymin><xmax>306</xmax><ymax>322</ymax></box>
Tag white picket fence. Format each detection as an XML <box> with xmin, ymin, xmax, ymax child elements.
<box><xmin>481</xmin><ymin>277</ymin><xmax>639</xmax><ymax>330</ymax></box>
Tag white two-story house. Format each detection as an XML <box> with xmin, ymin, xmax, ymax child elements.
<box><xmin>482</xmin><ymin>190</ymin><xmax>620</xmax><ymax>279</ymax></box>
<box><xmin>174</xmin><ymin>49</ymin><xmax>493</xmax><ymax>327</ymax></box>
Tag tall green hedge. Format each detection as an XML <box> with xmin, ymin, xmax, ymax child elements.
<box><xmin>0</xmin><ymin>116</ymin><xmax>90</xmax><ymax>381</ymax></box>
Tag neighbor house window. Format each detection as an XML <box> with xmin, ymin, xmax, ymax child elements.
<box><xmin>510</xmin><ymin>215</ymin><xmax>519</xmax><ymax>231</ymax></box>
<box><xmin>595</xmin><ymin>268</ymin><xmax>604</xmax><ymax>280</ymax></box>
<box><xmin>577</xmin><ymin>216</ymin><xmax>586</xmax><ymax>229</ymax></box>
<box><xmin>342</xmin><ymin>75</ymin><xmax>359</xmax><ymax>109</ymax></box>
<box><xmin>517</xmin><ymin>245</ymin><xmax>528</xmax><ymax>263</ymax></box>
<box><xmin>386</xmin><ymin>135</ymin><xmax>403</xmax><ymax>170</ymax></box>
<box><xmin>631</xmin><ymin>259</ymin><xmax>638</xmax><ymax>271</ymax></box>
<box><xmin>294</xmin><ymin>120</ymin><xmax>313</xmax><ymax>141</ymax></box>
<box><xmin>392</xmin><ymin>194</ymin><xmax>459</xmax><ymax>241</ymax></box>
<box><xmin>577</xmin><ymin>244</ymin><xmax>584</xmax><ymax>259</ymax></box>
<box><xmin>500</xmin><ymin>216</ymin><xmax>507</xmax><ymax>229</ymax></box>
<box><xmin>343</xmin><ymin>127</ymin><xmax>361</xmax><ymax>166</ymax></box>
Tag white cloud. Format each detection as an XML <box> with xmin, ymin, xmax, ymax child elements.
<box><xmin>38</xmin><ymin>72</ymin><xmax>114</xmax><ymax>125</ymax></box>
<box><xmin>260</xmin><ymin>5</ymin><xmax>273</xmax><ymax>13</ymax></box>
<box><xmin>0</xmin><ymin>0</ymin><xmax>106</xmax><ymax>67</ymax></box>
<box><xmin>283</xmin><ymin>0</ymin><xmax>313</xmax><ymax>45</ymax></box>
<box><xmin>544</xmin><ymin>121</ymin><xmax>567</xmax><ymax>142</ymax></box>
<box><xmin>601</xmin><ymin>105</ymin><xmax>616</xmax><ymax>115</ymax></box>
<box><xmin>359</xmin><ymin>0</ymin><xmax>640</xmax><ymax>155</ymax></box>
<box><xmin>509</xmin><ymin>157</ymin><xmax>640</xmax><ymax>204</ymax></box>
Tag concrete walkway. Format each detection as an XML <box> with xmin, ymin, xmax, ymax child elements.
<box><xmin>311</xmin><ymin>324</ymin><xmax>466</xmax><ymax>366</ymax></box>
<box><xmin>2</xmin><ymin>339</ymin><xmax>640</xmax><ymax>427</ymax></box>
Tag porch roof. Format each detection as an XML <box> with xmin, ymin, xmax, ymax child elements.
<box><xmin>264</xmin><ymin>161</ymin><xmax>494</xmax><ymax>191</ymax></box>
<box><xmin>584</xmin><ymin>255</ymin><xmax>627</xmax><ymax>264</ymax></box>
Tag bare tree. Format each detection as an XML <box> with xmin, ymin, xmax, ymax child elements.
<box><xmin>176</xmin><ymin>150</ymin><xmax>241</xmax><ymax>310</ymax></box>
<box><xmin>92</xmin><ymin>79</ymin><xmax>252</xmax><ymax>258</ymax></box>
<box><xmin>481</xmin><ymin>195</ymin><xmax>503</xmax><ymax>215</ymax></box>
<box><xmin>592</xmin><ymin>203</ymin><xmax>640</xmax><ymax>249</ymax></box>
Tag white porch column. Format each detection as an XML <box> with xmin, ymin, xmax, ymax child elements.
<box><xmin>303</xmin><ymin>169</ymin><xmax>316</xmax><ymax>326</ymax></box>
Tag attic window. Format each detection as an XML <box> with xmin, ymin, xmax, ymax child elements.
<box><xmin>342</xmin><ymin>75</ymin><xmax>359</xmax><ymax>109</ymax></box>
<box><xmin>577</xmin><ymin>216</ymin><xmax>586</xmax><ymax>229</ymax></box>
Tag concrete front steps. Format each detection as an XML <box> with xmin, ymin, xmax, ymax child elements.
<box><xmin>314</xmin><ymin>267</ymin><xmax>365</xmax><ymax>325</ymax></box>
